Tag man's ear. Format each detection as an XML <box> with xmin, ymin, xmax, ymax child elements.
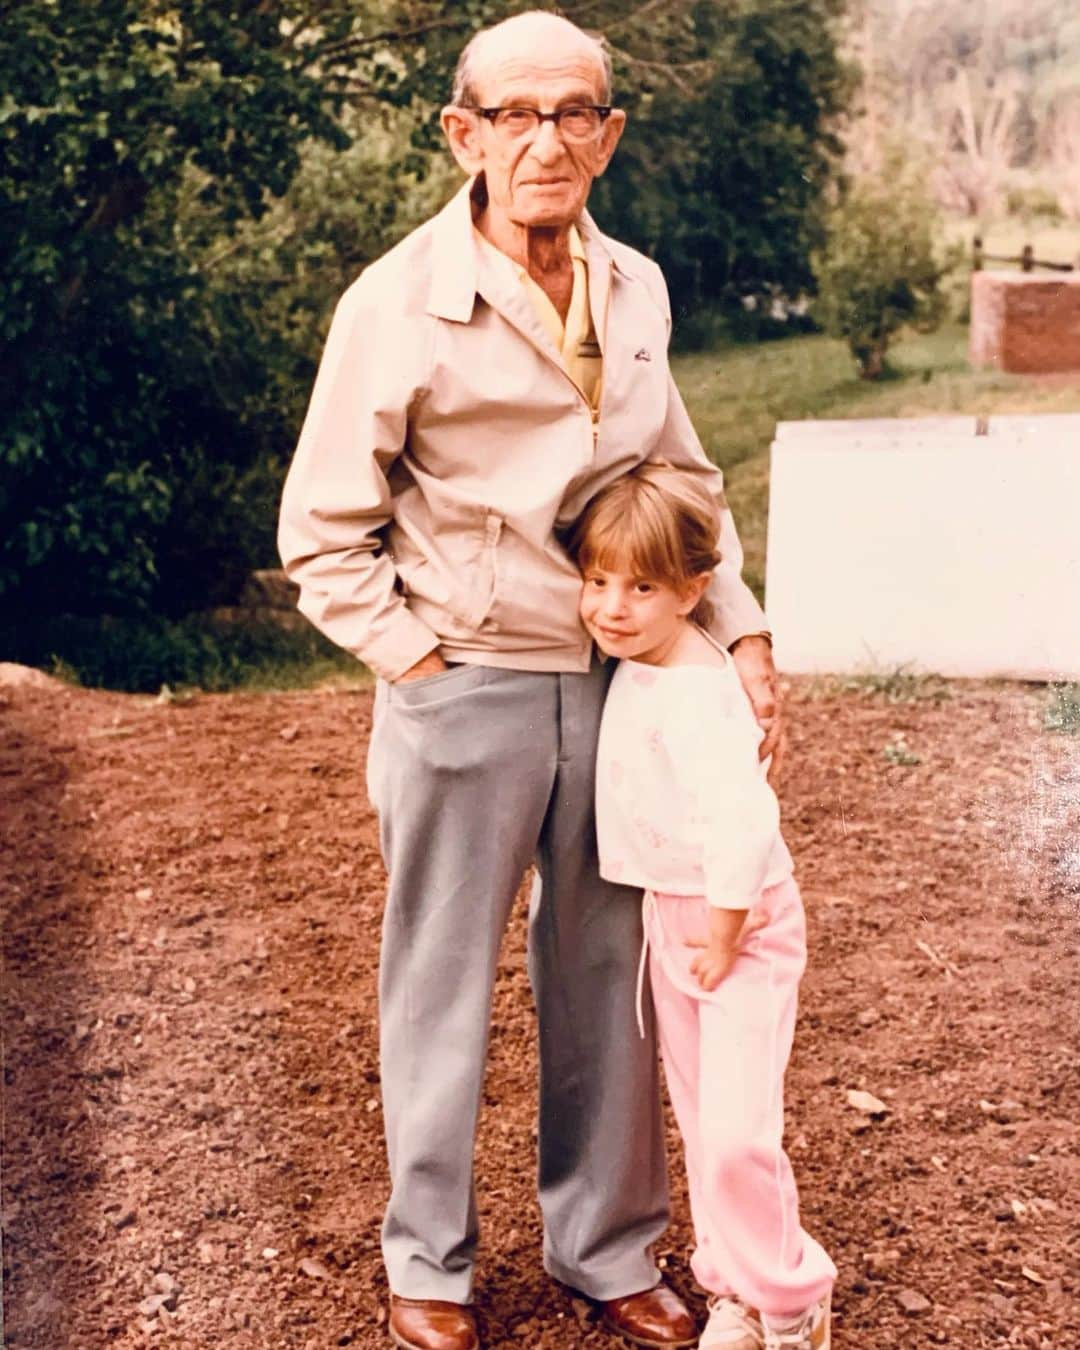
<box><xmin>593</xmin><ymin>109</ymin><xmax>626</xmax><ymax>178</ymax></box>
<box><xmin>441</xmin><ymin>105</ymin><xmax>485</xmax><ymax>176</ymax></box>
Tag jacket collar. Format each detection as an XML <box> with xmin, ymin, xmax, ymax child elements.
<box><xmin>426</xmin><ymin>175</ymin><xmax>628</xmax><ymax>326</ymax></box>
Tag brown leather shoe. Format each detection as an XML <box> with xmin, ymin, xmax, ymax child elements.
<box><xmin>389</xmin><ymin>1296</ymin><xmax>479</xmax><ymax>1350</ymax></box>
<box><xmin>601</xmin><ymin>1282</ymin><xmax>699</xmax><ymax>1348</ymax></box>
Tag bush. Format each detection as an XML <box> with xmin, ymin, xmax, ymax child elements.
<box><xmin>812</xmin><ymin>153</ymin><xmax>957</xmax><ymax>378</ymax></box>
<box><xmin>0</xmin><ymin>615</ymin><xmax>361</xmax><ymax>694</ymax></box>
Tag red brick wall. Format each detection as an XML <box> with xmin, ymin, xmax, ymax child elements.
<box><xmin>969</xmin><ymin>272</ymin><xmax>1080</xmax><ymax>374</ymax></box>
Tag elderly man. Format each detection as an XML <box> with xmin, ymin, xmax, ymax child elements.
<box><xmin>279</xmin><ymin>12</ymin><xmax>782</xmax><ymax>1350</ymax></box>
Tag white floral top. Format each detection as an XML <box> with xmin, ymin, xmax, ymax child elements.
<box><xmin>596</xmin><ymin>647</ymin><xmax>793</xmax><ymax>910</ymax></box>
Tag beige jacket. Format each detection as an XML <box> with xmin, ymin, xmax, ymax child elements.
<box><xmin>278</xmin><ymin>180</ymin><xmax>767</xmax><ymax>681</ymax></box>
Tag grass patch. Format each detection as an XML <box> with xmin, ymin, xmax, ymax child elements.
<box><xmin>882</xmin><ymin>733</ymin><xmax>922</xmax><ymax>767</ymax></box>
<box><xmin>801</xmin><ymin>665</ymin><xmax>953</xmax><ymax>704</ymax></box>
<box><xmin>1044</xmin><ymin>683</ymin><xmax>1080</xmax><ymax>735</ymax></box>
<box><xmin>671</xmin><ymin>323</ymin><xmax>1080</xmax><ymax>600</ymax></box>
<box><xmin>3</xmin><ymin>614</ymin><xmax>368</xmax><ymax>695</ymax></box>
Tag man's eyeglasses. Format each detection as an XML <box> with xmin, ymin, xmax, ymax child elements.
<box><xmin>472</xmin><ymin>105</ymin><xmax>613</xmax><ymax>144</ymax></box>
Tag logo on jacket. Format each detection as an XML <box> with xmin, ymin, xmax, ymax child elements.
<box><xmin>634</xmin><ymin>348</ymin><xmax>652</xmax><ymax>362</ymax></box>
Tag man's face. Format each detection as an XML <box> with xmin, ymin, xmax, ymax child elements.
<box><xmin>442</xmin><ymin>29</ymin><xmax>625</xmax><ymax>230</ymax></box>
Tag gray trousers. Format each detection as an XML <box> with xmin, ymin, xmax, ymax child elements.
<box><xmin>366</xmin><ymin>660</ymin><xmax>668</xmax><ymax>1303</ymax></box>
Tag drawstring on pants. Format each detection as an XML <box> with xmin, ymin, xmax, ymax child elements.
<box><xmin>635</xmin><ymin>892</ymin><xmax>659</xmax><ymax>1039</ymax></box>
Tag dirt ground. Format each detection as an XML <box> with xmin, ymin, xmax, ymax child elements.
<box><xmin>2</xmin><ymin>668</ymin><xmax>1078</xmax><ymax>1349</ymax></box>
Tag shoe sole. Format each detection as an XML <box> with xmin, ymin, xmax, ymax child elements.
<box><xmin>389</xmin><ymin>1325</ymin><xmax>479</xmax><ymax>1350</ymax></box>
<box><xmin>601</xmin><ymin>1315</ymin><xmax>699</xmax><ymax>1349</ymax></box>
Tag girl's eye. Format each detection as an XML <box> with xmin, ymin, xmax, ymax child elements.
<box><xmin>634</xmin><ymin>581</ymin><xmax>655</xmax><ymax>594</ymax></box>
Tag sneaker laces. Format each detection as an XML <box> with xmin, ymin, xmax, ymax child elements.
<box><xmin>762</xmin><ymin>1318</ymin><xmax>813</xmax><ymax>1349</ymax></box>
<box><xmin>703</xmin><ymin>1296</ymin><xmax>764</xmax><ymax>1348</ymax></box>
<box><xmin>764</xmin><ymin>1334</ymin><xmax>811</xmax><ymax>1350</ymax></box>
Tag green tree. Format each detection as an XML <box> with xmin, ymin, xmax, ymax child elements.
<box><xmin>0</xmin><ymin>0</ymin><xmax>492</xmax><ymax>619</ymax></box>
<box><xmin>581</xmin><ymin>0</ymin><xmax>853</xmax><ymax>326</ymax></box>
<box><xmin>812</xmin><ymin>150</ymin><xmax>954</xmax><ymax>378</ymax></box>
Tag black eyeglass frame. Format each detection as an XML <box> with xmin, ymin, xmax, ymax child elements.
<box><xmin>471</xmin><ymin>105</ymin><xmax>614</xmax><ymax>133</ymax></box>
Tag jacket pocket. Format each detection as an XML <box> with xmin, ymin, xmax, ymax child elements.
<box><xmin>392</xmin><ymin>504</ymin><xmax>503</xmax><ymax>638</ymax></box>
<box><xmin>452</xmin><ymin>510</ymin><xmax>501</xmax><ymax>629</ymax></box>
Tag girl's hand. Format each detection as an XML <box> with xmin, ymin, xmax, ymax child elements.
<box><xmin>687</xmin><ymin>940</ymin><xmax>739</xmax><ymax>991</ymax></box>
<box><xmin>684</xmin><ymin>905</ymin><xmax>767</xmax><ymax>991</ymax></box>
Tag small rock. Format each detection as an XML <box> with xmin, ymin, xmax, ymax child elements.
<box><xmin>299</xmin><ymin>1257</ymin><xmax>330</xmax><ymax>1279</ymax></box>
<box><xmin>151</xmin><ymin>1273</ymin><xmax>178</xmax><ymax>1298</ymax></box>
<box><xmin>979</xmin><ymin>1098</ymin><xmax>1026</xmax><ymax>1124</ymax></box>
<box><xmin>988</xmin><ymin>1293</ymin><xmax>1014</xmax><ymax>1319</ymax></box>
<box><xmin>262</xmin><ymin>1247</ymin><xmax>279</xmax><ymax>1259</ymax></box>
<box><xmin>135</xmin><ymin>887</ymin><xmax>154</xmax><ymax>902</ymax></box>
<box><xmin>280</xmin><ymin>724</ymin><xmax>300</xmax><ymax>742</ymax></box>
<box><xmin>857</xmin><ymin>1008</ymin><xmax>880</xmax><ymax>1027</ymax></box>
<box><xmin>846</xmin><ymin>1089</ymin><xmax>889</xmax><ymax>1116</ymax></box>
<box><xmin>138</xmin><ymin>1294</ymin><xmax>169</xmax><ymax>1318</ymax></box>
<box><xmin>897</xmin><ymin>1288</ymin><xmax>932</xmax><ymax>1317</ymax></box>
<box><xmin>111</xmin><ymin>1208</ymin><xmax>137</xmax><ymax>1231</ymax></box>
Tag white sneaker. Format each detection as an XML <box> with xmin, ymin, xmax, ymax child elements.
<box><xmin>700</xmin><ymin>1296</ymin><xmax>764</xmax><ymax>1349</ymax></box>
<box><xmin>761</xmin><ymin>1291</ymin><xmax>831</xmax><ymax>1350</ymax></box>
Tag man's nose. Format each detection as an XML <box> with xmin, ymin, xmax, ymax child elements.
<box><xmin>529</xmin><ymin>118</ymin><xmax>566</xmax><ymax>164</ymax></box>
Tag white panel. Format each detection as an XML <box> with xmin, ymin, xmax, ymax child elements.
<box><xmin>765</xmin><ymin>418</ymin><xmax>1080</xmax><ymax>679</ymax></box>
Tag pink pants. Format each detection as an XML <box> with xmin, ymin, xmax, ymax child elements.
<box><xmin>645</xmin><ymin>876</ymin><xmax>836</xmax><ymax>1318</ymax></box>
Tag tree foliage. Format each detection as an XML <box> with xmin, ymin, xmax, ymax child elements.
<box><xmin>580</xmin><ymin>0</ymin><xmax>853</xmax><ymax>321</ymax></box>
<box><xmin>847</xmin><ymin>0</ymin><xmax>1080</xmax><ymax>214</ymax></box>
<box><xmin>0</xmin><ymin>0</ymin><xmax>491</xmax><ymax>619</ymax></box>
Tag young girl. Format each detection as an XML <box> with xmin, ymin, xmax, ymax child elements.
<box><xmin>568</xmin><ymin>465</ymin><xmax>836</xmax><ymax>1350</ymax></box>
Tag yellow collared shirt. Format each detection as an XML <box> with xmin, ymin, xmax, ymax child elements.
<box><xmin>513</xmin><ymin>226</ymin><xmax>603</xmax><ymax>411</ymax></box>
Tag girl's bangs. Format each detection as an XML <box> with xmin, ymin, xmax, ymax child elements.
<box><xmin>580</xmin><ymin>492</ymin><xmax>685</xmax><ymax>584</ymax></box>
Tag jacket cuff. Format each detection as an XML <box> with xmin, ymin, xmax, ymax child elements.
<box><xmin>358</xmin><ymin>610</ymin><xmax>442</xmax><ymax>682</ymax></box>
<box><xmin>709</xmin><ymin>594</ymin><xmax>771</xmax><ymax>651</ymax></box>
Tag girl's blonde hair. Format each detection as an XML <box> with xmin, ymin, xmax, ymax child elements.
<box><xmin>567</xmin><ymin>464</ymin><xmax>723</xmax><ymax>627</ymax></box>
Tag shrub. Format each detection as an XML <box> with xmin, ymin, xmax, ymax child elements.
<box><xmin>1</xmin><ymin>615</ymin><xmax>361</xmax><ymax>694</ymax></box>
<box><xmin>812</xmin><ymin>153</ymin><xmax>956</xmax><ymax>378</ymax></box>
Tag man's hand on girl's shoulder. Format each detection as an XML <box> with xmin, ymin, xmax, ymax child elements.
<box><xmin>730</xmin><ymin>633</ymin><xmax>785</xmax><ymax>784</ymax></box>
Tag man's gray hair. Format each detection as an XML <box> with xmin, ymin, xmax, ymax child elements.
<box><xmin>451</xmin><ymin>11</ymin><xmax>613</xmax><ymax>107</ymax></box>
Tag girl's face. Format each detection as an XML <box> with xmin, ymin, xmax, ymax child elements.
<box><xmin>579</xmin><ymin>563</ymin><xmax>704</xmax><ymax>665</ymax></box>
